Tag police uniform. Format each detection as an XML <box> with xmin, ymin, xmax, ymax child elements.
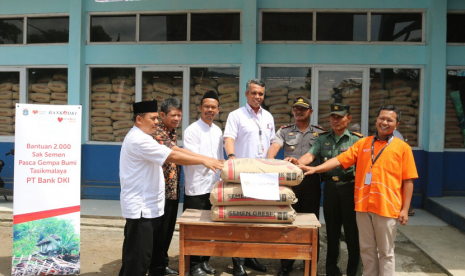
<box><xmin>308</xmin><ymin>104</ymin><xmax>362</xmax><ymax>276</ymax></box>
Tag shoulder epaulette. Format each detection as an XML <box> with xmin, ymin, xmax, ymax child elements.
<box><xmin>312</xmin><ymin>125</ymin><xmax>326</xmax><ymax>131</ymax></box>
<box><xmin>351</xmin><ymin>131</ymin><xmax>364</xmax><ymax>138</ymax></box>
<box><xmin>280</xmin><ymin>124</ymin><xmax>293</xmax><ymax>129</ymax></box>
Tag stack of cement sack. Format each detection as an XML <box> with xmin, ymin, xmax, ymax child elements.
<box><xmin>0</xmin><ymin>78</ymin><xmax>19</xmax><ymax>136</ymax></box>
<box><xmin>28</xmin><ymin>73</ymin><xmax>68</xmax><ymax>106</ymax></box>
<box><xmin>369</xmin><ymin>79</ymin><xmax>419</xmax><ymax>147</ymax></box>
<box><xmin>444</xmin><ymin>90</ymin><xmax>465</xmax><ymax>148</ymax></box>
<box><xmin>210</xmin><ymin>158</ymin><xmax>305</xmax><ymax>224</ymax></box>
<box><xmin>263</xmin><ymin>80</ymin><xmax>311</xmax><ymax>128</ymax></box>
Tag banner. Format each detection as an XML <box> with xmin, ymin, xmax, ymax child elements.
<box><xmin>12</xmin><ymin>104</ymin><xmax>82</xmax><ymax>275</ymax></box>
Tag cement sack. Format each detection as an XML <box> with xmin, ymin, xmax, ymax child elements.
<box><xmin>92</xmin><ymin>101</ymin><xmax>111</xmax><ymax>109</ymax></box>
<box><xmin>173</xmin><ymin>86</ymin><xmax>183</xmax><ymax>95</ymax></box>
<box><xmin>445</xmin><ymin>125</ymin><xmax>462</xmax><ymax>134</ymax></box>
<box><xmin>342</xmin><ymin>88</ymin><xmax>362</xmax><ymax>98</ymax></box>
<box><xmin>112</xmin><ymin>77</ymin><xmax>134</xmax><ymax>86</ymax></box>
<box><xmin>389</xmin><ymin>86</ymin><xmax>412</xmax><ymax>97</ymax></box>
<box><xmin>211</xmin><ymin>205</ymin><xmax>296</xmax><ymax>223</ymax></box>
<box><xmin>110</xmin><ymin>102</ymin><xmax>131</xmax><ymax>112</ymax></box>
<box><xmin>269</xmin><ymin>104</ymin><xmax>291</xmax><ymax>114</ymax></box>
<box><xmin>401</xmin><ymin>115</ymin><xmax>417</xmax><ymax>125</ymax></box>
<box><xmin>370</xmin><ymin>82</ymin><xmax>383</xmax><ymax>90</ymax></box>
<box><xmin>115</xmin><ymin>136</ymin><xmax>125</xmax><ymax>142</ymax></box>
<box><xmin>397</xmin><ymin>124</ymin><xmax>417</xmax><ymax>133</ymax></box>
<box><xmin>190</xmin><ymin>85</ymin><xmax>196</xmax><ymax>96</ymax></box>
<box><xmin>189</xmin><ymin>111</ymin><xmax>197</xmax><ymax>119</ymax></box>
<box><xmin>142</xmin><ymin>93</ymin><xmax>152</xmax><ymax>101</ymax></box>
<box><xmin>48</xmin><ymin>81</ymin><xmax>67</xmax><ymax>92</ymax></box>
<box><xmin>445</xmin><ymin>142</ymin><xmax>464</xmax><ymax>148</ymax></box>
<box><xmin>445</xmin><ymin>134</ymin><xmax>464</xmax><ymax>142</ymax></box>
<box><xmin>192</xmin><ymin>95</ymin><xmax>203</xmax><ymax>105</ymax></box>
<box><xmin>288</xmin><ymin>89</ymin><xmax>311</xmax><ymax>99</ymax></box>
<box><xmin>92</xmin><ymin>77</ymin><xmax>110</xmax><ymax>85</ymax></box>
<box><xmin>50</xmin><ymin>100</ymin><xmax>67</xmax><ymax>105</ymax></box>
<box><xmin>12</xmin><ymin>92</ymin><xmax>19</xmax><ymax>100</ymax></box>
<box><xmin>51</xmin><ymin>92</ymin><xmax>68</xmax><ymax>101</ymax></box>
<box><xmin>370</xmin><ymin>98</ymin><xmax>391</xmax><ymax>108</ymax></box>
<box><xmin>153</xmin><ymin>82</ymin><xmax>174</xmax><ymax>95</ymax></box>
<box><xmin>0</xmin><ymin>91</ymin><xmax>13</xmax><ymax>100</ymax></box>
<box><xmin>370</xmin><ymin>89</ymin><xmax>389</xmax><ymax>100</ymax></box>
<box><xmin>91</xmin><ymin>92</ymin><xmax>111</xmax><ymax>101</ymax></box>
<box><xmin>218</xmin><ymin>83</ymin><xmax>239</xmax><ymax>94</ymax></box>
<box><xmin>219</xmin><ymin>112</ymin><xmax>230</xmax><ymax>122</ymax></box>
<box><xmin>195</xmin><ymin>77</ymin><xmax>218</xmax><ymax>87</ymax></box>
<box><xmin>111</xmin><ymin>112</ymin><xmax>132</xmax><ymax>121</ymax></box>
<box><xmin>217</xmin><ymin>77</ymin><xmax>239</xmax><ymax>84</ymax></box>
<box><xmin>0</xmin><ymin>132</ymin><xmax>13</xmax><ymax>136</ymax></box>
<box><xmin>289</xmin><ymin>81</ymin><xmax>308</xmax><ymax>90</ymax></box>
<box><xmin>220</xmin><ymin>102</ymin><xmax>239</xmax><ymax>112</ymax></box>
<box><xmin>403</xmin><ymin>132</ymin><xmax>418</xmax><ymax>141</ymax></box>
<box><xmin>0</xmin><ymin>124</ymin><xmax>14</xmax><ymax>132</ymax></box>
<box><xmin>319</xmin><ymin>98</ymin><xmax>335</xmax><ymax>105</ymax></box>
<box><xmin>385</xmin><ymin>80</ymin><xmax>408</xmax><ymax>89</ymax></box>
<box><xmin>411</xmin><ymin>89</ymin><xmax>419</xmax><ymax>99</ymax></box>
<box><xmin>389</xmin><ymin>96</ymin><xmax>413</xmax><ymax>106</ymax></box>
<box><xmin>112</xmin><ymin>84</ymin><xmax>133</xmax><ymax>95</ymax></box>
<box><xmin>31</xmin><ymin>83</ymin><xmax>51</xmax><ymax>94</ymax></box>
<box><xmin>265</xmin><ymin>96</ymin><xmax>287</xmax><ymax>106</ymax></box>
<box><xmin>29</xmin><ymin>93</ymin><xmax>51</xmax><ymax>103</ymax></box>
<box><xmin>195</xmin><ymin>84</ymin><xmax>217</xmax><ymax>95</ymax></box>
<box><xmin>91</xmin><ymin>117</ymin><xmax>112</xmax><ymax>126</ymax></box>
<box><xmin>266</xmin><ymin>87</ymin><xmax>288</xmax><ymax>97</ymax></box>
<box><xmin>172</xmin><ymin>78</ymin><xmax>183</xmax><ymax>87</ymax></box>
<box><xmin>219</xmin><ymin>93</ymin><xmax>238</xmax><ymax>104</ymax></box>
<box><xmin>350</xmin><ymin>106</ymin><xmax>362</xmax><ymax>114</ymax></box>
<box><xmin>92</xmin><ymin>133</ymin><xmax>115</xmax><ymax>141</ymax></box>
<box><xmin>37</xmin><ymin>77</ymin><xmax>52</xmax><ymax>83</ymax></box>
<box><xmin>318</xmin><ymin>113</ymin><xmax>331</xmax><ymax>122</ymax></box>
<box><xmin>342</xmin><ymin>98</ymin><xmax>362</xmax><ymax>106</ymax></box>
<box><xmin>445</xmin><ymin>115</ymin><xmax>459</xmax><ymax>126</ymax></box>
<box><xmin>174</xmin><ymin>95</ymin><xmax>183</xmax><ymax>103</ymax></box>
<box><xmin>0</xmin><ymin>108</ymin><xmax>14</xmax><ymax>117</ymax></box>
<box><xmin>53</xmin><ymin>74</ymin><xmax>68</xmax><ymax>82</ymax></box>
<box><xmin>350</xmin><ymin>113</ymin><xmax>362</xmax><ymax>121</ymax></box>
<box><xmin>287</xmin><ymin>100</ymin><xmax>294</xmax><ymax>106</ymax></box>
<box><xmin>265</xmin><ymin>80</ymin><xmax>287</xmax><ymax>89</ymax></box>
<box><xmin>0</xmin><ymin>116</ymin><xmax>14</xmax><ymax>125</ymax></box>
<box><xmin>0</xmin><ymin>83</ymin><xmax>13</xmax><ymax>91</ymax></box>
<box><xmin>113</xmin><ymin>127</ymin><xmax>131</xmax><ymax>137</ymax></box>
<box><xmin>273</xmin><ymin>114</ymin><xmax>291</xmax><ymax>123</ymax></box>
<box><xmin>318</xmin><ymin>105</ymin><xmax>332</xmax><ymax>114</ymax></box>
<box><xmin>139</xmin><ymin>83</ymin><xmax>154</xmax><ymax>94</ymax></box>
<box><xmin>210</xmin><ymin>181</ymin><xmax>297</xmax><ymax>206</ymax></box>
<box><xmin>213</xmin><ymin>121</ymin><xmax>222</xmax><ymax>129</ymax></box>
<box><xmin>113</xmin><ymin>120</ymin><xmax>133</xmax><ymax>130</ymax></box>
<box><xmin>91</xmin><ymin>109</ymin><xmax>112</xmax><ymax>118</ymax></box>
<box><xmin>111</xmin><ymin>93</ymin><xmax>132</xmax><ymax>103</ymax></box>
<box><xmin>91</xmin><ymin>126</ymin><xmax>113</xmax><ymax>134</ymax></box>
<box><xmin>446</xmin><ymin>108</ymin><xmax>459</xmax><ymax>116</ymax></box>
<box><xmin>396</xmin><ymin>105</ymin><xmax>415</xmax><ymax>116</ymax></box>
<box><xmin>220</xmin><ymin>158</ymin><xmax>304</xmax><ymax>186</ymax></box>
<box><xmin>12</xmin><ymin>84</ymin><xmax>19</xmax><ymax>92</ymax></box>
<box><xmin>92</xmin><ymin>84</ymin><xmax>112</xmax><ymax>93</ymax></box>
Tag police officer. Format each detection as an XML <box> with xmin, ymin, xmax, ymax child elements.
<box><xmin>297</xmin><ymin>103</ymin><xmax>362</xmax><ymax>276</ymax></box>
<box><xmin>266</xmin><ymin>97</ymin><xmax>325</xmax><ymax>276</ymax></box>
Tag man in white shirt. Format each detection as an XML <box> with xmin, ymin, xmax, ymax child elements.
<box><xmin>223</xmin><ymin>79</ymin><xmax>275</xmax><ymax>276</ymax></box>
<box><xmin>183</xmin><ymin>91</ymin><xmax>224</xmax><ymax>276</ymax></box>
<box><xmin>119</xmin><ymin>101</ymin><xmax>224</xmax><ymax>276</ymax></box>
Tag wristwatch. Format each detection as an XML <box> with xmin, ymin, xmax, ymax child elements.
<box><xmin>227</xmin><ymin>153</ymin><xmax>236</xmax><ymax>158</ymax></box>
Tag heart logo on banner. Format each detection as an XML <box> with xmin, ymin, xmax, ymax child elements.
<box><xmin>58</xmin><ymin>117</ymin><xmax>63</xmax><ymax>122</ymax></box>
<box><xmin>33</xmin><ymin>110</ymin><xmax>38</xmax><ymax>114</ymax></box>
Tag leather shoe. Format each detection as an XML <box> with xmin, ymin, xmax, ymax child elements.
<box><xmin>232</xmin><ymin>264</ymin><xmax>248</xmax><ymax>276</ymax></box>
<box><xmin>277</xmin><ymin>266</ymin><xmax>293</xmax><ymax>276</ymax></box>
<box><xmin>165</xmin><ymin>267</ymin><xmax>179</xmax><ymax>275</ymax></box>
<box><xmin>200</xmin><ymin>262</ymin><xmax>216</xmax><ymax>274</ymax></box>
<box><xmin>244</xmin><ymin>258</ymin><xmax>267</xmax><ymax>272</ymax></box>
<box><xmin>190</xmin><ymin>266</ymin><xmax>207</xmax><ymax>276</ymax></box>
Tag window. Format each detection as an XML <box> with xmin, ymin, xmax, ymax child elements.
<box><xmin>89</xmin><ymin>68</ymin><xmax>135</xmax><ymax>142</ymax></box>
<box><xmin>191</xmin><ymin>13</ymin><xmax>240</xmax><ymax>41</ymax></box>
<box><xmin>28</xmin><ymin>68</ymin><xmax>68</xmax><ymax>106</ymax></box>
<box><xmin>0</xmin><ymin>71</ymin><xmax>20</xmax><ymax>136</ymax></box>
<box><xmin>316</xmin><ymin>13</ymin><xmax>367</xmax><ymax>41</ymax></box>
<box><xmin>262</xmin><ymin>12</ymin><xmax>312</xmax><ymax>41</ymax></box>
<box><xmin>261</xmin><ymin>67</ymin><xmax>311</xmax><ymax>128</ymax></box>
<box><xmin>447</xmin><ymin>14</ymin><xmax>465</xmax><ymax>43</ymax></box>
<box><xmin>140</xmin><ymin>14</ymin><xmax>187</xmax><ymax>41</ymax></box>
<box><xmin>27</xmin><ymin>17</ymin><xmax>69</xmax><ymax>44</ymax></box>
<box><xmin>90</xmin><ymin>15</ymin><xmax>136</xmax><ymax>42</ymax></box>
<box><xmin>371</xmin><ymin>13</ymin><xmax>422</xmax><ymax>42</ymax></box>
<box><xmin>0</xmin><ymin>18</ymin><xmax>23</xmax><ymax>44</ymax></box>
<box><xmin>445</xmin><ymin>70</ymin><xmax>465</xmax><ymax>149</ymax></box>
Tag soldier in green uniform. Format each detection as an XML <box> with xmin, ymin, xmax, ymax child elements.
<box><xmin>297</xmin><ymin>103</ymin><xmax>362</xmax><ymax>276</ymax></box>
<box><xmin>266</xmin><ymin>97</ymin><xmax>325</xmax><ymax>276</ymax></box>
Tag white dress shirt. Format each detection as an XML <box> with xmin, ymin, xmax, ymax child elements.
<box><xmin>224</xmin><ymin>103</ymin><xmax>275</xmax><ymax>158</ymax></box>
<box><xmin>120</xmin><ymin>126</ymin><xmax>172</xmax><ymax>219</ymax></box>
<box><xmin>183</xmin><ymin>119</ymin><xmax>224</xmax><ymax>196</ymax></box>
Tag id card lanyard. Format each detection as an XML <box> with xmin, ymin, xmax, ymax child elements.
<box><xmin>365</xmin><ymin>135</ymin><xmax>394</xmax><ymax>185</ymax></box>
<box><xmin>246</xmin><ymin>106</ymin><xmax>265</xmax><ymax>154</ymax></box>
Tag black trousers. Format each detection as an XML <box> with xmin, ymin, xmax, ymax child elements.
<box><xmin>119</xmin><ymin>216</ymin><xmax>163</xmax><ymax>276</ymax></box>
<box><xmin>323</xmin><ymin>180</ymin><xmax>360</xmax><ymax>276</ymax></box>
<box><xmin>152</xmin><ymin>198</ymin><xmax>179</xmax><ymax>270</ymax></box>
<box><xmin>280</xmin><ymin>174</ymin><xmax>321</xmax><ymax>269</ymax></box>
<box><xmin>183</xmin><ymin>193</ymin><xmax>212</xmax><ymax>267</ymax></box>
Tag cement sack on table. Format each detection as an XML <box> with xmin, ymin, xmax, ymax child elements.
<box><xmin>53</xmin><ymin>74</ymin><xmax>68</xmax><ymax>82</ymax></box>
<box><xmin>92</xmin><ymin>84</ymin><xmax>113</xmax><ymax>93</ymax></box>
<box><xmin>51</xmin><ymin>92</ymin><xmax>68</xmax><ymax>101</ymax></box>
<box><xmin>220</xmin><ymin>102</ymin><xmax>239</xmax><ymax>112</ymax></box>
<box><xmin>273</xmin><ymin>114</ymin><xmax>291</xmax><ymax>123</ymax></box>
<box><xmin>445</xmin><ymin>142</ymin><xmax>464</xmax><ymax>148</ymax></box>
<box><xmin>48</xmin><ymin>81</ymin><xmax>67</xmax><ymax>92</ymax></box>
<box><xmin>195</xmin><ymin>77</ymin><xmax>218</xmax><ymax>87</ymax></box>
<box><xmin>111</xmin><ymin>112</ymin><xmax>132</xmax><ymax>121</ymax></box>
<box><xmin>385</xmin><ymin>80</ymin><xmax>408</xmax><ymax>89</ymax></box>
<box><xmin>219</xmin><ymin>93</ymin><xmax>238</xmax><ymax>104</ymax></box>
<box><xmin>370</xmin><ymin>98</ymin><xmax>391</xmax><ymax>108</ymax></box>
<box><xmin>389</xmin><ymin>96</ymin><xmax>413</xmax><ymax>106</ymax></box>
<box><xmin>0</xmin><ymin>116</ymin><xmax>14</xmax><ymax>125</ymax></box>
<box><xmin>91</xmin><ymin>109</ymin><xmax>112</xmax><ymax>118</ymax></box>
<box><xmin>210</xmin><ymin>180</ymin><xmax>297</xmax><ymax>206</ymax></box>
<box><xmin>445</xmin><ymin>133</ymin><xmax>464</xmax><ymax>142</ymax></box>
<box><xmin>288</xmin><ymin>89</ymin><xmax>311</xmax><ymax>99</ymax></box>
<box><xmin>173</xmin><ymin>86</ymin><xmax>183</xmax><ymax>95</ymax></box>
<box><xmin>219</xmin><ymin>112</ymin><xmax>230</xmax><ymax>122</ymax></box>
<box><xmin>29</xmin><ymin>93</ymin><xmax>51</xmax><ymax>103</ymax></box>
<box><xmin>92</xmin><ymin>101</ymin><xmax>111</xmax><ymax>109</ymax></box>
<box><xmin>213</xmin><ymin>121</ymin><xmax>222</xmax><ymax>129</ymax></box>
<box><xmin>342</xmin><ymin>88</ymin><xmax>362</xmax><ymax>98</ymax></box>
<box><xmin>195</xmin><ymin>84</ymin><xmax>217</xmax><ymax>95</ymax></box>
<box><xmin>110</xmin><ymin>102</ymin><xmax>131</xmax><ymax>112</ymax></box>
<box><xmin>115</xmin><ymin>136</ymin><xmax>125</xmax><ymax>142</ymax></box>
<box><xmin>0</xmin><ymin>125</ymin><xmax>14</xmax><ymax>132</ymax></box>
<box><xmin>112</xmin><ymin>77</ymin><xmax>133</xmax><ymax>86</ymax></box>
<box><xmin>265</xmin><ymin>96</ymin><xmax>287</xmax><ymax>106</ymax></box>
<box><xmin>92</xmin><ymin>77</ymin><xmax>110</xmax><ymax>85</ymax></box>
<box><xmin>0</xmin><ymin>83</ymin><xmax>13</xmax><ymax>91</ymax></box>
<box><xmin>218</xmin><ymin>83</ymin><xmax>239</xmax><ymax>94</ymax></box>
<box><xmin>92</xmin><ymin>126</ymin><xmax>113</xmax><ymax>134</ymax></box>
<box><xmin>396</xmin><ymin>105</ymin><xmax>415</xmax><ymax>116</ymax></box>
<box><xmin>113</xmin><ymin>120</ymin><xmax>133</xmax><ymax>130</ymax></box>
<box><xmin>217</xmin><ymin>77</ymin><xmax>239</xmax><ymax>84</ymax></box>
<box><xmin>445</xmin><ymin>125</ymin><xmax>462</xmax><ymax>134</ymax></box>
<box><xmin>269</xmin><ymin>104</ymin><xmax>292</xmax><ymax>114</ymax></box>
<box><xmin>370</xmin><ymin>89</ymin><xmax>389</xmax><ymax>100</ymax></box>
<box><xmin>112</xmin><ymin>84</ymin><xmax>132</xmax><ymax>95</ymax></box>
<box><xmin>31</xmin><ymin>83</ymin><xmax>51</xmax><ymax>94</ymax></box>
<box><xmin>113</xmin><ymin>127</ymin><xmax>131</xmax><ymax>137</ymax></box>
<box><xmin>91</xmin><ymin>117</ymin><xmax>112</xmax><ymax>126</ymax></box>
<box><xmin>0</xmin><ymin>108</ymin><xmax>15</xmax><ymax>117</ymax></box>
<box><xmin>289</xmin><ymin>81</ymin><xmax>308</xmax><ymax>90</ymax></box>
<box><xmin>370</xmin><ymin>82</ymin><xmax>383</xmax><ymax>90</ymax></box>
<box><xmin>211</xmin><ymin>205</ymin><xmax>296</xmax><ymax>223</ymax></box>
<box><xmin>266</xmin><ymin>87</ymin><xmax>288</xmax><ymax>97</ymax></box>
<box><xmin>153</xmin><ymin>82</ymin><xmax>174</xmax><ymax>95</ymax></box>
<box><xmin>92</xmin><ymin>92</ymin><xmax>111</xmax><ymax>101</ymax></box>
<box><xmin>12</xmin><ymin>84</ymin><xmax>19</xmax><ymax>92</ymax></box>
<box><xmin>389</xmin><ymin>86</ymin><xmax>412</xmax><ymax>97</ymax></box>
<box><xmin>192</xmin><ymin>95</ymin><xmax>203</xmax><ymax>105</ymax></box>
<box><xmin>342</xmin><ymin>98</ymin><xmax>362</xmax><ymax>106</ymax></box>
<box><xmin>220</xmin><ymin>158</ymin><xmax>304</xmax><ymax>186</ymax></box>
<box><xmin>50</xmin><ymin>100</ymin><xmax>67</xmax><ymax>105</ymax></box>
<box><xmin>92</xmin><ymin>133</ymin><xmax>115</xmax><ymax>141</ymax></box>
<box><xmin>111</xmin><ymin>93</ymin><xmax>132</xmax><ymax>103</ymax></box>
<box><xmin>0</xmin><ymin>92</ymin><xmax>13</xmax><ymax>100</ymax></box>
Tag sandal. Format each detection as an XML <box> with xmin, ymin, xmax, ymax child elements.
<box><xmin>408</xmin><ymin>208</ymin><xmax>415</xmax><ymax>216</ymax></box>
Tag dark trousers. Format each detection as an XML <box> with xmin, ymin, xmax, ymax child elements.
<box><xmin>152</xmin><ymin>199</ymin><xmax>179</xmax><ymax>270</ymax></box>
<box><xmin>119</xmin><ymin>216</ymin><xmax>163</xmax><ymax>276</ymax></box>
<box><xmin>323</xmin><ymin>180</ymin><xmax>361</xmax><ymax>276</ymax></box>
<box><xmin>183</xmin><ymin>193</ymin><xmax>212</xmax><ymax>267</ymax></box>
<box><xmin>281</xmin><ymin>174</ymin><xmax>321</xmax><ymax>269</ymax></box>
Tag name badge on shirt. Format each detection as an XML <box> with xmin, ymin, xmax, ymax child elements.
<box><xmin>365</xmin><ymin>172</ymin><xmax>372</xmax><ymax>185</ymax></box>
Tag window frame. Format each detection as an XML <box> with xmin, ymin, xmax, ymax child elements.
<box><xmin>446</xmin><ymin>10</ymin><xmax>465</xmax><ymax>46</ymax></box>
<box><xmin>444</xmin><ymin>66</ymin><xmax>465</xmax><ymax>152</ymax></box>
<box><xmin>87</xmin><ymin>10</ymin><xmax>242</xmax><ymax>45</ymax></box>
<box><xmin>258</xmin><ymin>9</ymin><xmax>426</xmax><ymax>45</ymax></box>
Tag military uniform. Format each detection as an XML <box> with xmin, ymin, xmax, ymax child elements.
<box><xmin>309</xmin><ymin>128</ymin><xmax>362</xmax><ymax>276</ymax></box>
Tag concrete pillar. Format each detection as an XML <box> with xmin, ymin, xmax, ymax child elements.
<box><xmin>240</xmin><ymin>0</ymin><xmax>258</xmax><ymax>105</ymax></box>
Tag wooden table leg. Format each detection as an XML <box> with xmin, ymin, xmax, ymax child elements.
<box><xmin>311</xmin><ymin>228</ymin><xmax>318</xmax><ymax>276</ymax></box>
<box><xmin>304</xmin><ymin>260</ymin><xmax>310</xmax><ymax>276</ymax></box>
<box><xmin>179</xmin><ymin>225</ymin><xmax>186</xmax><ymax>276</ymax></box>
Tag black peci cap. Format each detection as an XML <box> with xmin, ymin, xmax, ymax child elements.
<box><xmin>133</xmin><ymin>100</ymin><xmax>158</xmax><ymax>114</ymax></box>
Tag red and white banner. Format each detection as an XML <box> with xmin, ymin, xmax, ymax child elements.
<box><xmin>12</xmin><ymin>104</ymin><xmax>82</xmax><ymax>275</ymax></box>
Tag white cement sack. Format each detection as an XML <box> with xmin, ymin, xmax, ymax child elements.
<box><xmin>389</xmin><ymin>96</ymin><xmax>413</xmax><ymax>106</ymax></box>
<box><xmin>111</xmin><ymin>112</ymin><xmax>132</xmax><ymax>121</ymax></box>
<box><xmin>12</xmin><ymin>84</ymin><xmax>19</xmax><ymax>92</ymax></box>
<box><xmin>173</xmin><ymin>86</ymin><xmax>183</xmax><ymax>95</ymax></box>
<box><xmin>265</xmin><ymin>80</ymin><xmax>287</xmax><ymax>89</ymax></box>
<box><xmin>342</xmin><ymin>98</ymin><xmax>362</xmax><ymax>106</ymax></box>
<box><xmin>113</xmin><ymin>120</ymin><xmax>133</xmax><ymax>130</ymax></box>
<box><xmin>0</xmin><ymin>124</ymin><xmax>14</xmax><ymax>132</ymax></box>
<box><xmin>92</xmin><ymin>133</ymin><xmax>115</xmax><ymax>141</ymax></box>
<box><xmin>396</xmin><ymin>105</ymin><xmax>415</xmax><ymax>116</ymax></box>
<box><xmin>220</xmin><ymin>102</ymin><xmax>239</xmax><ymax>112</ymax></box>
<box><xmin>47</xmin><ymin>81</ymin><xmax>67</xmax><ymax>92</ymax></box>
<box><xmin>265</xmin><ymin>96</ymin><xmax>287</xmax><ymax>106</ymax></box>
<box><xmin>110</xmin><ymin>102</ymin><xmax>131</xmax><ymax>112</ymax></box>
<box><xmin>192</xmin><ymin>95</ymin><xmax>203</xmax><ymax>105</ymax></box>
<box><xmin>92</xmin><ymin>101</ymin><xmax>111</xmax><ymax>109</ymax></box>
<box><xmin>195</xmin><ymin>77</ymin><xmax>218</xmax><ymax>87</ymax></box>
<box><xmin>389</xmin><ymin>86</ymin><xmax>412</xmax><ymax>97</ymax></box>
<box><xmin>142</xmin><ymin>93</ymin><xmax>152</xmax><ymax>101</ymax></box>
<box><xmin>195</xmin><ymin>84</ymin><xmax>217</xmax><ymax>95</ymax></box>
<box><xmin>273</xmin><ymin>114</ymin><xmax>291</xmax><ymax>123</ymax></box>
<box><xmin>342</xmin><ymin>88</ymin><xmax>362</xmax><ymax>98</ymax></box>
<box><xmin>113</xmin><ymin>127</ymin><xmax>131</xmax><ymax>137</ymax></box>
<box><xmin>29</xmin><ymin>93</ymin><xmax>51</xmax><ymax>103</ymax></box>
<box><xmin>51</xmin><ymin>92</ymin><xmax>68</xmax><ymax>100</ymax></box>
<box><xmin>37</xmin><ymin>77</ymin><xmax>52</xmax><ymax>83</ymax></box>
<box><xmin>403</xmin><ymin>132</ymin><xmax>418</xmax><ymax>141</ymax></box>
<box><xmin>266</xmin><ymin>87</ymin><xmax>288</xmax><ymax>97</ymax></box>
<box><xmin>91</xmin><ymin>117</ymin><xmax>112</xmax><ymax>126</ymax></box>
<box><xmin>0</xmin><ymin>83</ymin><xmax>13</xmax><ymax>91</ymax></box>
<box><xmin>91</xmin><ymin>109</ymin><xmax>112</xmax><ymax>118</ymax></box>
<box><xmin>53</xmin><ymin>74</ymin><xmax>68</xmax><ymax>82</ymax></box>
<box><xmin>112</xmin><ymin>77</ymin><xmax>134</xmax><ymax>86</ymax></box>
<box><xmin>370</xmin><ymin>98</ymin><xmax>391</xmax><ymax>108</ymax></box>
<box><xmin>211</xmin><ymin>205</ymin><xmax>296</xmax><ymax>223</ymax></box>
<box><xmin>0</xmin><ymin>91</ymin><xmax>13</xmax><ymax>100</ymax></box>
<box><xmin>0</xmin><ymin>108</ymin><xmax>14</xmax><ymax>117</ymax></box>
<box><xmin>92</xmin><ymin>126</ymin><xmax>113</xmax><ymax>134</ymax></box>
<box><xmin>153</xmin><ymin>82</ymin><xmax>174</xmax><ymax>95</ymax></box>
<box><xmin>92</xmin><ymin>84</ymin><xmax>113</xmax><ymax>93</ymax></box>
<box><xmin>111</xmin><ymin>93</ymin><xmax>132</xmax><ymax>103</ymax></box>
<box><xmin>219</xmin><ymin>93</ymin><xmax>238</xmax><ymax>104</ymax></box>
<box><xmin>115</xmin><ymin>136</ymin><xmax>126</xmax><ymax>142</ymax></box>
<box><xmin>0</xmin><ymin>116</ymin><xmax>14</xmax><ymax>124</ymax></box>
<box><xmin>445</xmin><ymin>115</ymin><xmax>459</xmax><ymax>125</ymax></box>
<box><xmin>190</xmin><ymin>85</ymin><xmax>196</xmax><ymax>96</ymax></box>
<box><xmin>370</xmin><ymin>89</ymin><xmax>389</xmax><ymax>100</ymax></box>
<box><xmin>91</xmin><ymin>92</ymin><xmax>111</xmax><ymax>101</ymax></box>
<box><xmin>112</xmin><ymin>84</ymin><xmax>133</xmax><ymax>95</ymax></box>
<box><xmin>386</xmin><ymin>80</ymin><xmax>408</xmax><ymax>89</ymax></box>
<box><xmin>269</xmin><ymin>104</ymin><xmax>292</xmax><ymax>114</ymax></box>
<box><xmin>218</xmin><ymin>83</ymin><xmax>240</xmax><ymax>94</ymax></box>
<box><xmin>31</xmin><ymin>83</ymin><xmax>51</xmax><ymax>94</ymax></box>
<box><xmin>12</xmin><ymin>92</ymin><xmax>19</xmax><ymax>100</ymax></box>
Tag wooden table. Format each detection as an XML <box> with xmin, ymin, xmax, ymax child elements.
<box><xmin>177</xmin><ymin>209</ymin><xmax>321</xmax><ymax>276</ymax></box>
